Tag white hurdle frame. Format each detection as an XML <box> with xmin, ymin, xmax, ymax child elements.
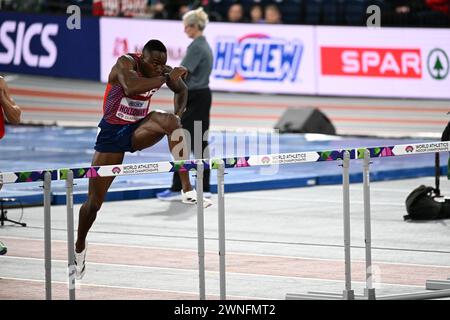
<box><xmin>362</xmin><ymin>149</ymin><xmax>450</xmax><ymax>300</ymax></box>
<box><xmin>66</xmin><ymin>170</ymin><xmax>76</xmax><ymax>300</ymax></box>
<box><xmin>286</xmin><ymin>151</ymin><xmax>356</xmax><ymax>300</ymax></box>
<box><xmin>286</xmin><ymin>148</ymin><xmax>450</xmax><ymax>300</ymax></box>
<box><xmin>216</xmin><ymin>160</ymin><xmax>227</xmax><ymax>300</ymax></box>
<box><xmin>195</xmin><ymin>162</ymin><xmax>206</xmax><ymax>300</ymax></box>
<box><xmin>43</xmin><ymin>172</ymin><xmax>52</xmax><ymax>300</ymax></box>
<box><xmin>1</xmin><ymin>141</ymin><xmax>450</xmax><ymax>300</ymax></box>
<box><xmin>362</xmin><ymin>149</ymin><xmax>376</xmax><ymax>300</ymax></box>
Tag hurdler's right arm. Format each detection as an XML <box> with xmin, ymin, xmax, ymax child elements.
<box><xmin>0</xmin><ymin>77</ymin><xmax>21</xmax><ymax>125</ymax></box>
<box><xmin>111</xmin><ymin>55</ymin><xmax>166</xmax><ymax>96</ymax></box>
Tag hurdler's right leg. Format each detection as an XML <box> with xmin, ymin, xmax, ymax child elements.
<box><xmin>75</xmin><ymin>151</ymin><xmax>124</xmax><ymax>253</ymax></box>
<box><xmin>75</xmin><ymin>176</ymin><xmax>115</xmax><ymax>253</ymax></box>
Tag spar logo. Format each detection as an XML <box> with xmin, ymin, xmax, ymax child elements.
<box><xmin>427</xmin><ymin>48</ymin><xmax>449</xmax><ymax>80</ymax></box>
<box><xmin>321</xmin><ymin>47</ymin><xmax>422</xmax><ymax>78</ymax></box>
<box><xmin>213</xmin><ymin>33</ymin><xmax>303</xmax><ymax>82</ymax></box>
<box><xmin>405</xmin><ymin>146</ymin><xmax>414</xmax><ymax>153</ymax></box>
<box><xmin>0</xmin><ymin>21</ymin><xmax>59</xmax><ymax>68</ymax></box>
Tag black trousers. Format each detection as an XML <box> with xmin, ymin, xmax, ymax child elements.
<box><xmin>171</xmin><ymin>88</ymin><xmax>211</xmax><ymax>192</ymax></box>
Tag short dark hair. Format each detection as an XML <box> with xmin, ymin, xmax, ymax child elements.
<box><xmin>143</xmin><ymin>39</ymin><xmax>167</xmax><ymax>54</ymax></box>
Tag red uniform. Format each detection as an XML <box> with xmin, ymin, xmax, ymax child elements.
<box><xmin>102</xmin><ymin>53</ymin><xmax>160</xmax><ymax>125</ymax></box>
<box><xmin>0</xmin><ymin>106</ymin><xmax>5</xmax><ymax>140</ymax></box>
<box><xmin>95</xmin><ymin>53</ymin><xmax>163</xmax><ymax>153</ymax></box>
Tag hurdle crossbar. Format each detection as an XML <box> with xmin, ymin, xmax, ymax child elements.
<box><xmin>2</xmin><ymin>141</ymin><xmax>448</xmax><ymax>184</ymax></box>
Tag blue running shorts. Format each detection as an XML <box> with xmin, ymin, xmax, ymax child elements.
<box><xmin>94</xmin><ymin>118</ymin><xmax>143</xmax><ymax>153</ymax></box>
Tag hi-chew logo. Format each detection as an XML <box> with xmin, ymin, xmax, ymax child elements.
<box><xmin>321</xmin><ymin>47</ymin><xmax>421</xmax><ymax>78</ymax></box>
<box><xmin>213</xmin><ymin>33</ymin><xmax>303</xmax><ymax>82</ymax></box>
<box><xmin>0</xmin><ymin>20</ymin><xmax>58</xmax><ymax>68</ymax></box>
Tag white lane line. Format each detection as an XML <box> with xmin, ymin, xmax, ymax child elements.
<box><xmin>2</xmin><ymin>235</ymin><xmax>450</xmax><ymax>269</ymax></box>
<box><xmin>0</xmin><ymin>255</ymin><xmax>431</xmax><ymax>289</ymax></box>
<box><xmin>0</xmin><ymin>276</ymin><xmax>264</xmax><ymax>300</ymax></box>
<box><xmin>225</xmin><ymin>194</ymin><xmax>406</xmax><ymax>207</ymax></box>
<box><xmin>338</xmin><ymin>129</ymin><xmax>441</xmax><ymax>139</ymax></box>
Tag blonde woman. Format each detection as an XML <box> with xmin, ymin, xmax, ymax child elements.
<box><xmin>157</xmin><ymin>7</ymin><xmax>214</xmax><ymax>201</ymax></box>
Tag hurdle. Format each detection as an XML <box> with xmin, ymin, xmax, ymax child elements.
<box><xmin>1</xmin><ymin>140</ymin><xmax>450</xmax><ymax>300</ymax></box>
<box><xmin>285</xmin><ymin>150</ymin><xmax>356</xmax><ymax>300</ymax></box>
<box><xmin>286</xmin><ymin>150</ymin><xmax>372</xmax><ymax>299</ymax></box>
<box><xmin>358</xmin><ymin>147</ymin><xmax>450</xmax><ymax>300</ymax></box>
<box><xmin>284</xmin><ymin>145</ymin><xmax>450</xmax><ymax>300</ymax></box>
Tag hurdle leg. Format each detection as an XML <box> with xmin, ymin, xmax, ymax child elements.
<box><xmin>66</xmin><ymin>170</ymin><xmax>76</xmax><ymax>300</ymax></box>
<box><xmin>363</xmin><ymin>149</ymin><xmax>376</xmax><ymax>300</ymax></box>
<box><xmin>342</xmin><ymin>150</ymin><xmax>355</xmax><ymax>300</ymax></box>
<box><xmin>196</xmin><ymin>162</ymin><xmax>206</xmax><ymax>300</ymax></box>
<box><xmin>43</xmin><ymin>172</ymin><xmax>52</xmax><ymax>300</ymax></box>
<box><xmin>217</xmin><ymin>160</ymin><xmax>226</xmax><ymax>300</ymax></box>
<box><xmin>286</xmin><ymin>151</ymin><xmax>355</xmax><ymax>300</ymax></box>
<box><xmin>426</xmin><ymin>280</ymin><xmax>450</xmax><ymax>290</ymax></box>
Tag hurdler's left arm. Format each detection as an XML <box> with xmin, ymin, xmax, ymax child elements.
<box><xmin>0</xmin><ymin>77</ymin><xmax>21</xmax><ymax>124</ymax></box>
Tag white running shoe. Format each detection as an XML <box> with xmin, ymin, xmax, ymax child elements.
<box><xmin>74</xmin><ymin>243</ymin><xmax>87</xmax><ymax>280</ymax></box>
<box><xmin>182</xmin><ymin>190</ymin><xmax>212</xmax><ymax>208</ymax></box>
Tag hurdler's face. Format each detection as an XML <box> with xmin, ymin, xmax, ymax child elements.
<box><xmin>141</xmin><ymin>50</ymin><xmax>167</xmax><ymax>77</ymax></box>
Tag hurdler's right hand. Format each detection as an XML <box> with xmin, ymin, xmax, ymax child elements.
<box><xmin>168</xmin><ymin>66</ymin><xmax>187</xmax><ymax>81</ymax></box>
